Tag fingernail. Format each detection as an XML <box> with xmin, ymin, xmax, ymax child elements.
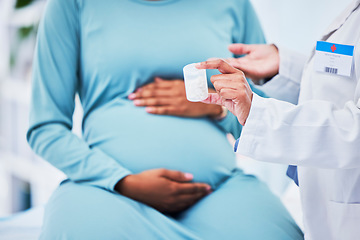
<box><xmin>206</xmin><ymin>186</ymin><xmax>212</xmax><ymax>191</ymax></box>
<box><xmin>128</xmin><ymin>93</ymin><xmax>136</xmax><ymax>100</ymax></box>
<box><xmin>133</xmin><ymin>100</ymin><xmax>142</xmax><ymax>106</ymax></box>
<box><xmin>146</xmin><ymin>107</ymin><xmax>154</xmax><ymax>113</ymax></box>
<box><xmin>194</xmin><ymin>62</ymin><xmax>202</xmax><ymax>68</ymax></box>
<box><xmin>184</xmin><ymin>173</ymin><xmax>193</xmax><ymax>179</ymax></box>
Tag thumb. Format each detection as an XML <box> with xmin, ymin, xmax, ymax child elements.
<box><xmin>228</xmin><ymin>43</ymin><xmax>253</xmax><ymax>55</ymax></box>
<box><xmin>202</xmin><ymin>93</ymin><xmax>223</xmax><ymax>106</ymax></box>
<box><xmin>161</xmin><ymin>169</ymin><xmax>194</xmax><ymax>182</ymax></box>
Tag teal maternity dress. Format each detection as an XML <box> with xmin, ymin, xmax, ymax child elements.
<box><xmin>27</xmin><ymin>0</ymin><xmax>303</xmax><ymax>239</ymax></box>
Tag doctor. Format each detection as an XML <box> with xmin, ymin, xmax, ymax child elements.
<box><xmin>196</xmin><ymin>1</ymin><xmax>360</xmax><ymax>239</ymax></box>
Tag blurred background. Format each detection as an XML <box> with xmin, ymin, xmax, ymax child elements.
<box><xmin>0</xmin><ymin>0</ymin><xmax>352</xmax><ymax>219</ymax></box>
<box><xmin>0</xmin><ymin>0</ymin><xmax>73</xmax><ymax>218</ymax></box>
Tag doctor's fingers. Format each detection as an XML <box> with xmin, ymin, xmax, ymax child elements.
<box><xmin>211</xmin><ymin>75</ymin><xmax>245</xmax><ymax>90</ymax></box>
<box><xmin>224</xmin><ymin>57</ymin><xmax>251</xmax><ymax>71</ymax></box>
<box><xmin>224</xmin><ymin>57</ymin><xmax>244</xmax><ymax>66</ymax></box>
<box><xmin>210</xmin><ymin>74</ymin><xmax>247</xmax><ymax>96</ymax></box>
<box><xmin>217</xmin><ymin>88</ymin><xmax>249</xmax><ymax>102</ymax></box>
<box><xmin>228</xmin><ymin>43</ymin><xmax>257</xmax><ymax>55</ymax></box>
<box><xmin>224</xmin><ymin>60</ymin><xmax>266</xmax><ymax>82</ymax></box>
<box><xmin>202</xmin><ymin>93</ymin><xmax>223</xmax><ymax>106</ymax></box>
<box><xmin>225</xmin><ymin>57</ymin><xmax>258</xmax><ymax>72</ymax></box>
<box><xmin>196</xmin><ymin>59</ymin><xmax>240</xmax><ymax>74</ymax></box>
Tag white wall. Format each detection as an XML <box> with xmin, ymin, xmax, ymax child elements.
<box><xmin>0</xmin><ymin>0</ymin><xmax>66</xmax><ymax>217</ymax></box>
<box><xmin>251</xmin><ymin>0</ymin><xmax>353</xmax><ymax>54</ymax></box>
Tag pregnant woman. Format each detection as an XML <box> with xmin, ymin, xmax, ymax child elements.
<box><xmin>27</xmin><ymin>0</ymin><xmax>303</xmax><ymax>239</ymax></box>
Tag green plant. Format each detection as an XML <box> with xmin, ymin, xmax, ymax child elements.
<box><xmin>15</xmin><ymin>0</ymin><xmax>34</xmax><ymax>9</ymax></box>
<box><xmin>9</xmin><ymin>0</ymin><xmax>40</xmax><ymax>73</ymax></box>
<box><xmin>15</xmin><ymin>0</ymin><xmax>38</xmax><ymax>40</ymax></box>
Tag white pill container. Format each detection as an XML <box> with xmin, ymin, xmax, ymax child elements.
<box><xmin>183</xmin><ymin>63</ymin><xmax>208</xmax><ymax>102</ymax></box>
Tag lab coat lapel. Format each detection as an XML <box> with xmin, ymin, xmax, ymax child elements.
<box><xmin>308</xmin><ymin>0</ymin><xmax>360</xmax><ymax>59</ymax></box>
<box><xmin>321</xmin><ymin>0</ymin><xmax>360</xmax><ymax>41</ymax></box>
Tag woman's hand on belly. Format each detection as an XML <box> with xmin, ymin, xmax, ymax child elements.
<box><xmin>115</xmin><ymin>168</ymin><xmax>212</xmax><ymax>213</ymax></box>
<box><xmin>128</xmin><ymin>77</ymin><xmax>223</xmax><ymax>118</ymax></box>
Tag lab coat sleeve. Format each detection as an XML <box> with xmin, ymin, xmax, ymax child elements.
<box><xmin>27</xmin><ymin>0</ymin><xmax>131</xmax><ymax>192</ymax></box>
<box><xmin>236</xmin><ymin>91</ymin><xmax>360</xmax><ymax>169</ymax></box>
<box><xmin>257</xmin><ymin>47</ymin><xmax>308</xmax><ymax>104</ymax></box>
<box><xmin>214</xmin><ymin>0</ymin><xmax>266</xmax><ymax>139</ymax></box>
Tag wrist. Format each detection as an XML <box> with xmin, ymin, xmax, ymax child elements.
<box><xmin>267</xmin><ymin>44</ymin><xmax>280</xmax><ymax>79</ymax></box>
<box><xmin>243</xmin><ymin>92</ymin><xmax>254</xmax><ymax>125</ymax></box>
<box><xmin>115</xmin><ymin>174</ymin><xmax>134</xmax><ymax>196</ymax></box>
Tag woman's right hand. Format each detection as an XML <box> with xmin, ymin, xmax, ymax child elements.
<box><xmin>115</xmin><ymin>169</ymin><xmax>212</xmax><ymax>213</ymax></box>
<box><xmin>225</xmin><ymin>43</ymin><xmax>280</xmax><ymax>84</ymax></box>
<box><xmin>129</xmin><ymin>78</ymin><xmax>223</xmax><ymax>118</ymax></box>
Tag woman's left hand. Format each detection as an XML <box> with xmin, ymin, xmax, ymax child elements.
<box><xmin>128</xmin><ymin>77</ymin><xmax>223</xmax><ymax>118</ymax></box>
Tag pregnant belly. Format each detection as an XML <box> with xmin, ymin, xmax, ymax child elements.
<box><xmin>84</xmin><ymin>100</ymin><xmax>237</xmax><ymax>189</ymax></box>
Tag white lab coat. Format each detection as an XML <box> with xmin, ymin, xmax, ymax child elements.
<box><xmin>236</xmin><ymin>1</ymin><xmax>360</xmax><ymax>239</ymax></box>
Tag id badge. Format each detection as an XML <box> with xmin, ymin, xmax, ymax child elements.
<box><xmin>314</xmin><ymin>41</ymin><xmax>354</xmax><ymax>77</ymax></box>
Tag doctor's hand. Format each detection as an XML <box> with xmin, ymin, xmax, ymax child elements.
<box><xmin>115</xmin><ymin>169</ymin><xmax>212</xmax><ymax>214</ymax></box>
<box><xmin>196</xmin><ymin>59</ymin><xmax>252</xmax><ymax>126</ymax></box>
<box><xmin>129</xmin><ymin>77</ymin><xmax>223</xmax><ymax>118</ymax></box>
<box><xmin>225</xmin><ymin>44</ymin><xmax>279</xmax><ymax>84</ymax></box>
